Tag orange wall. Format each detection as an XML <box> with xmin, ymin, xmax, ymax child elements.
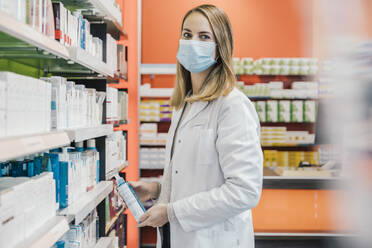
<box><xmin>142</xmin><ymin>0</ymin><xmax>313</xmax><ymax>64</ymax></box>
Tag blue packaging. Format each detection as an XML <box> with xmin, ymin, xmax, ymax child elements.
<box><xmin>59</xmin><ymin>148</ymin><xmax>69</xmax><ymax>209</ymax></box>
<box><xmin>27</xmin><ymin>157</ymin><xmax>35</xmax><ymax>177</ymax></box>
<box><xmin>34</xmin><ymin>153</ymin><xmax>43</xmax><ymax>175</ymax></box>
<box><xmin>50</xmin><ymin>152</ymin><xmax>60</xmax><ymax>204</ymax></box>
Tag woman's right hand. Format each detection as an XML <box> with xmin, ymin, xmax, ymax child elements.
<box><xmin>128</xmin><ymin>181</ymin><xmax>160</xmax><ymax>203</ymax></box>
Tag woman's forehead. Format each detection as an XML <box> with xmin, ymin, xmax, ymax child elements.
<box><xmin>183</xmin><ymin>12</ymin><xmax>212</xmax><ymax>33</ymax></box>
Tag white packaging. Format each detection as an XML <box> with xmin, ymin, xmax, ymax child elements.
<box><xmin>266</xmin><ymin>100</ymin><xmax>278</xmax><ymax>122</ymax></box>
<box><xmin>304</xmin><ymin>100</ymin><xmax>316</xmax><ymax>122</ymax></box>
<box><xmin>278</xmin><ymin>101</ymin><xmax>290</xmax><ymax>122</ymax></box>
<box><xmin>106</xmin><ymin>86</ymin><xmax>119</xmax><ymax>123</ymax></box>
<box><xmin>291</xmin><ymin>100</ymin><xmax>303</xmax><ymax>122</ymax></box>
<box><xmin>116</xmin><ymin>177</ymin><xmax>145</xmax><ymax>223</ymax></box>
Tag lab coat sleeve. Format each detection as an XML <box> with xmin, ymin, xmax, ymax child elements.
<box><xmin>172</xmin><ymin>93</ymin><xmax>263</xmax><ymax>232</ymax></box>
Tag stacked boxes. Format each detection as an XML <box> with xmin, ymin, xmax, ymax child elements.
<box><xmin>0</xmin><ymin>72</ymin><xmax>51</xmax><ymax>138</ymax></box>
<box><xmin>236</xmin><ymin>81</ymin><xmax>318</xmax><ymax>99</ymax></box>
<box><xmin>253</xmin><ymin>100</ymin><xmax>317</xmax><ymax>123</ymax></box>
<box><xmin>139</xmin><ymin>123</ymin><xmax>167</xmax><ymax>145</ymax></box>
<box><xmin>0</xmin><ymin>173</ymin><xmax>57</xmax><ymax>247</ymax></box>
<box><xmin>234</xmin><ymin>57</ymin><xmax>318</xmax><ymax>75</ymax></box>
<box><xmin>139</xmin><ymin>148</ymin><xmax>166</xmax><ymax>169</ymax></box>
<box><xmin>140</xmin><ymin>100</ymin><xmax>172</xmax><ymax>122</ymax></box>
<box><xmin>264</xmin><ymin>150</ymin><xmax>319</xmax><ymax>167</ymax></box>
<box><xmin>261</xmin><ymin>127</ymin><xmax>315</xmax><ymax>146</ymax></box>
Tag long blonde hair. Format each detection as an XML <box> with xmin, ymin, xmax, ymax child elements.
<box><xmin>170</xmin><ymin>4</ymin><xmax>235</xmax><ymax>109</ymax></box>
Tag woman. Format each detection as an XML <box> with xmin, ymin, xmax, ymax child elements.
<box><xmin>132</xmin><ymin>4</ymin><xmax>263</xmax><ymax>248</ymax></box>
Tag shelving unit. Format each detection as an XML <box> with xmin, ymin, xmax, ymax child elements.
<box><xmin>59</xmin><ymin>181</ymin><xmax>113</xmax><ymax>224</ymax></box>
<box><xmin>0</xmin><ymin>12</ymin><xmax>114</xmax><ymax>77</ymax></box>
<box><xmin>14</xmin><ymin>216</ymin><xmax>69</xmax><ymax>248</ymax></box>
<box><xmin>66</xmin><ymin>124</ymin><xmax>114</xmax><ymax>143</ymax></box>
<box><xmin>0</xmin><ymin>0</ymin><xmax>136</xmax><ymax>247</ymax></box>
<box><xmin>105</xmin><ymin>206</ymin><xmax>127</xmax><ymax>234</ymax></box>
<box><xmin>106</xmin><ymin>160</ymin><xmax>130</xmax><ymax>180</ymax></box>
<box><xmin>0</xmin><ymin>131</ymin><xmax>70</xmax><ymax>161</ymax></box>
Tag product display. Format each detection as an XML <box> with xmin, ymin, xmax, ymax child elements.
<box><xmin>261</xmin><ymin>127</ymin><xmax>315</xmax><ymax>146</ymax></box>
<box><xmin>140</xmin><ymin>148</ymin><xmax>166</xmax><ymax>169</ymax></box>
<box><xmin>54</xmin><ymin>210</ymin><xmax>98</xmax><ymax>248</ymax></box>
<box><xmin>252</xmin><ymin>100</ymin><xmax>317</xmax><ymax>123</ymax></box>
<box><xmin>0</xmin><ymin>72</ymin><xmax>51</xmax><ymax>137</ymax></box>
<box><xmin>107</xmin><ymin>34</ymin><xmax>118</xmax><ymax>73</ymax></box>
<box><xmin>233</xmin><ymin>57</ymin><xmax>319</xmax><ymax>75</ymax></box>
<box><xmin>264</xmin><ymin>150</ymin><xmax>319</xmax><ymax>167</ymax></box>
<box><xmin>106</xmin><ymin>131</ymin><xmax>127</xmax><ymax>175</ymax></box>
<box><xmin>236</xmin><ymin>81</ymin><xmax>318</xmax><ymax>99</ymax></box>
<box><xmin>0</xmin><ymin>173</ymin><xmax>56</xmax><ymax>247</ymax></box>
<box><xmin>140</xmin><ymin>99</ymin><xmax>172</xmax><ymax>122</ymax></box>
<box><xmin>140</xmin><ymin>123</ymin><xmax>167</xmax><ymax>145</ymax></box>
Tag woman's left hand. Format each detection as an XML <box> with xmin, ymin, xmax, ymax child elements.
<box><xmin>136</xmin><ymin>203</ymin><xmax>168</xmax><ymax>228</ymax></box>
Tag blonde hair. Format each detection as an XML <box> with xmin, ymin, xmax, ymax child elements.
<box><xmin>170</xmin><ymin>4</ymin><xmax>235</xmax><ymax>109</ymax></box>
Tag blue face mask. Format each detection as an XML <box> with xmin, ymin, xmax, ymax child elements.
<box><xmin>176</xmin><ymin>39</ymin><xmax>217</xmax><ymax>73</ymax></box>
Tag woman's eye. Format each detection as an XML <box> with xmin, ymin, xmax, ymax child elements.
<box><xmin>183</xmin><ymin>33</ymin><xmax>192</xmax><ymax>38</ymax></box>
<box><xmin>200</xmin><ymin>35</ymin><xmax>210</xmax><ymax>40</ymax></box>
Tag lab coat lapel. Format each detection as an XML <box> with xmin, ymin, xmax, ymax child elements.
<box><xmin>179</xmin><ymin>101</ymin><xmax>209</xmax><ymax>130</ymax></box>
<box><xmin>166</xmin><ymin>102</ymin><xmax>186</xmax><ymax>160</ymax></box>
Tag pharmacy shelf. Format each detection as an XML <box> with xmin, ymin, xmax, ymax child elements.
<box><xmin>106</xmin><ymin>160</ymin><xmax>129</xmax><ymax>180</ymax></box>
<box><xmin>140</xmin><ymin>89</ymin><xmax>173</xmax><ymax>98</ymax></box>
<box><xmin>254</xmin><ymin>232</ymin><xmax>357</xmax><ymax>238</ymax></box>
<box><xmin>95</xmin><ymin>237</ymin><xmax>117</xmax><ymax>248</ymax></box>
<box><xmin>14</xmin><ymin>216</ymin><xmax>69</xmax><ymax>248</ymax></box>
<box><xmin>66</xmin><ymin>124</ymin><xmax>114</xmax><ymax>142</ymax></box>
<box><xmin>90</xmin><ymin>0</ymin><xmax>123</xmax><ymax>31</ymax></box>
<box><xmin>68</xmin><ymin>47</ymin><xmax>114</xmax><ymax>77</ymax></box>
<box><xmin>140</xmin><ymin>166</ymin><xmax>165</xmax><ymax>170</ymax></box>
<box><xmin>105</xmin><ymin>206</ymin><xmax>126</xmax><ymax>234</ymax></box>
<box><xmin>263</xmin><ymin>176</ymin><xmax>343</xmax><ymax>189</ymax></box>
<box><xmin>140</xmin><ymin>143</ymin><xmax>166</xmax><ymax>147</ymax></box>
<box><xmin>59</xmin><ymin>181</ymin><xmax>113</xmax><ymax>224</ymax></box>
<box><xmin>0</xmin><ymin>11</ymin><xmax>69</xmax><ymax>59</ymax></box>
<box><xmin>0</xmin><ymin>131</ymin><xmax>70</xmax><ymax>161</ymax></box>
<box><xmin>262</xmin><ymin>144</ymin><xmax>316</xmax><ymax>147</ymax></box>
<box><xmin>248</xmin><ymin>97</ymin><xmax>318</xmax><ymax>101</ymax></box>
<box><xmin>140</xmin><ymin>64</ymin><xmax>177</xmax><ymax>74</ymax></box>
<box><xmin>0</xmin><ymin>11</ymin><xmax>113</xmax><ymax>77</ymax></box>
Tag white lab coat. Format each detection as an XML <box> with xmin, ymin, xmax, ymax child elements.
<box><xmin>156</xmin><ymin>88</ymin><xmax>263</xmax><ymax>248</ymax></box>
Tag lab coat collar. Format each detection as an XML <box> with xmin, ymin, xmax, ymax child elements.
<box><xmin>179</xmin><ymin>100</ymin><xmax>209</xmax><ymax>129</ymax></box>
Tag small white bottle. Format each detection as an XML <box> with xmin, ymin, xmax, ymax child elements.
<box><xmin>114</xmin><ymin>174</ymin><xmax>146</xmax><ymax>223</ymax></box>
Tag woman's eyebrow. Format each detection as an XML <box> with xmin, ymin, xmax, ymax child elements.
<box><xmin>183</xmin><ymin>28</ymin><xmax>192</xmax><ymax>32</ymax></box>
<box><xmin>198</xmin><ymin>31</ymin><xmax>212</xmax><ymax>35</ymax></box>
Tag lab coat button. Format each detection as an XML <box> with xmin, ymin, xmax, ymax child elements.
<box><xmin>178</xmin><ymin>140</ymin><xmax>181</xmax><ymax>143</ymax></box>
<box><xmin>175</xmin><ymin>170</ymin><xmax>178</xmax><ymax>174</ymax></box>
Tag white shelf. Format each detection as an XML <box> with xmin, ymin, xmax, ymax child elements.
<box><xmin>263</xmin><ymin>176</ymin><xmax>340</xmax><ymax>180</ymax></box>
<box><xmin>140</xmin><ymin>64</ymin><xmax>177</xmax><ymax>74</ymax></box>
<box><xmin>106</xmin><ymin>160</ymin><xmax>129</xmax><ymax>180</ymax></box>
<box><xmin>66</xmin><ymin>124</ymin><xmax>114</xmax><ymax>142</ymax></box>
<box><xmin>140</xmin><ymin>166</ymin><xmax>165</xmax><ymax>170</ymax></box>
<box><xmin>14</xmin><ymin>216</ymin><xmax>69</xmax><ymax>248</ymax></box>
<box><xmin>140</xmin><ymin>143</ymin><xmax>166</xmax><ymax>146</ymax></box>
<box><xmin>0</xmin><ymin>11</ymin><xmax>69</xmax><ymax>60</ymax></box>
<box><xmin>94</xmin><ymin>237</ymin><xmax>117</xmax><ymax>248</ymax></box>
<box><xmin>140</xmin><ymin>89</ymin><xmax>173</xmax><ymax>98</ymax></box>
<box><xmin>254</xmin><ymin>232</ymin><xmax>357</xmax><ymax>237</ymax></box>
<box><xmin>58</xmin><ymin>181</ymin><xmax>113</xmax><ymax>224</ymax></box>
<box><xmin>90</xmin><ymin>0</ymin><xmax>122</xmax><ymax>27</ymax></box>
<box><xmin>68</xmin><ymin>47</ymin><xmax>114</xmax><ymax>77</ymax></box>
<box><xmin>0</xmin><ymin>131</ymin><xmax>70</xmax><ymax>161</ymax></box>
<box><xmin>0</xmin><ymin>11</ymin><xmax>113</xmax><ymax>77</ymax></box>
